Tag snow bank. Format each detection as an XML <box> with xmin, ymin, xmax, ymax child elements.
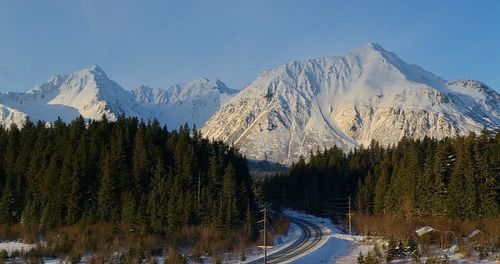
<box><xmin>416</xmin><ymin>226</ymin><xmax>436</xmax><ymax>236</ymax></box>
<box><xmin>0</xmin><ymin>241</ymin><xmax>36</xmax><ymax>255</ymax></box>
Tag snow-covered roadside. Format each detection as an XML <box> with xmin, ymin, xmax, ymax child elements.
<box><xmin>331</xmin><ymin>235</ymin><xmax>379</xmax><ymax>263</ymax></box>
<box><xmin>0</xmin><ymin>241</ymin><xmax>36</xmax><ymax>256</ymax></box>
<box><xmin>330</xmin><ymin>232</ymin><xmax>499</xmax><ymax>264</ymax></box>
<box><xmin>281</xmin><ymin>210</ymin><xmax>352</xmax><ymax>264</ymax></box>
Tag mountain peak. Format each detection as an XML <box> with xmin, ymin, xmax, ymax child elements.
<box><xmin>201</xmin><ymin>43</ymin><xmax>499</xmax><ymax>164</ymax></box>
<box><xmin>365</xmin><ymin>42</ymin><xmax>385</xmax><ymax>51</ymax></box>
<box><xmin>137</xmin><ymin>84</ymin><xmax>153</xmax><ymax>90</ymax></box>
<box><xmin>1</xmin><ymin>66</ymin><xmax>239</xmax><ymax>129</ymax></box>
<box><xmin>27</xmin><ymin>74</ymin><xmax>67</xmax><ymax>95</ymax></box>
<box><xmin>351</xmin><ymin>42</ymin><xmax>396</xmax><ymax>61</ymax></box>
<box><xmin>47</xmin><ymin>74</ymin><xmax>67</xmax><ymax>85</ymax></box>
<box><xmin>215</xmin><ymin>79</ymin><xmax>238</xmax><ymax>95</ymax></box>
<box><xmin>175</xmin><ymin>78</ymin><xmax>237</xmax><ymax>95</ymax></box>
<box><xmin>87</xmin><ymin>64</ymin><xmax>103</xmax><ymax>72</ymax></box>
<box><xmin>80</xmin><ymin>64</ymin><xmax>108</xmax><ymax>80</ymax></box>
<box><xmin>198</xmin><ymin>77</ymin><xmax>211</xmax><ymax>83</ymax></box>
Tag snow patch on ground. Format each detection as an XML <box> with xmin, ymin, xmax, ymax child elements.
<box><xmin>0</xmin><ymin>241</ymin><xmax>36</xmax><ymax>256</ymax></box>
<box><xmin>415</xmin><ymin>226</ymin><xmax>436</xmax><ymax>236</ymax></box>
<box><xmin>330</xmin><ymin>234</ymin><xmax>499</xmax><ymax>264</ymax></box>
<box><xmin>332</xmin><ymin>236</ymin><xmax>383</xmax><ymax>263</ymax></box>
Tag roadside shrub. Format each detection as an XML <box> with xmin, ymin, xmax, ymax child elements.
<box><xmin>364</xmin><ymin>250</ymin><xmax>380</xmax><ymax>264</ymax></box>
<box><xmin>373</xmin><ymin>244</ymin><xmax>383</xmax><ymax>259</ymax></box>
<box><xmin>357</xmin><ymin>251</ymin><xmax>365</xmax><ymax>264</ymax></box>
<box><xmin>353</xmin><ymin>214</ymin><xmax>500</xmax><ymax>249</ymax></box>
<box><xmin>386</xmin><ymin>238</ymin><xmax>397</xmax><ymax>262</ymax></box>
<box><xmin>166</xmin><ymin>247</ymin><xmax>185</xmax><ymax>264</ymax></box>
<box><xmin>0</xmin><ymin>250</ymin><xmax>8</xmax><ymax>259</ymax></box>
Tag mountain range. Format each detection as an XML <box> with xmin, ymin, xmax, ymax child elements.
<box><xmin>0</xmin><ymin>65</ymin><xmax>237</xmax><ymax>128</ymax></box>
<box><xmin>1</xmin><ymin>43</ymin><xmax>498</xmax><ymax>164</ymax></box>
<box><xmin>201</xmin><ymin>43</ymin><xmax>499</xmax><ymax>164</ymax></box>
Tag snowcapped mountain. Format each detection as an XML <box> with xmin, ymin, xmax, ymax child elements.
<box><xmin>48</xmin><ymin>65</ymin><xmax>141</xmax><ymax>120</ymax></box>
<box><xmin>201</xmin><ymin>43</ymin><xmax>500</xmax><ymax>164</ymax></box>
<box><xmin>2</xmin><ymin>44</ymin><xmax>498</xmax><ymax>165</ymax></box>
<box><xmin>0</xmin><ymin>65</ymin><xmax>237</xmax><ymax>128</ymax></box>
<box><xmin>132</xmin><ymin>78</ymin><xmax>238</xmax><ymax>127</ymax></box>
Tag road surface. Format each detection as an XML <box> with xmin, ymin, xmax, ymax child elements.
<box><xmin>246</xmin><ymin>216</ymin><xmax>324</xmax><ymax>264</ymax></box>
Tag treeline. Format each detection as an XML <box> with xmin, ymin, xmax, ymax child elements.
<box><xmin>0</xmin><ymin>116</ymin><xmax>256</xmax><ymax>236</ymax></box>
<box><xmin>356</xmin><ymin>131</ymin><xmax>499</xmax><ymax>219</ymax></box>
<box><xmin>260</xmin><ymin>143</ymin><xmax>375</xmax><ymax>213</ymax></box>
<box><xmin>262</xmin><ymin>131</ymin><xmax>500</xmax><ymax>220</ymax></box>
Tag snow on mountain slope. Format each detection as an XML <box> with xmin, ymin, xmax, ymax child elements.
<box><xmin>0</xmin><ymin>66</ymin><xmax>237</xmax><ymax>128</ymax></box>
<box><xmin>0</xmin><ymin>104</ymin><xmax>28</xmax><ymax>128</ymax></box>
<box><xmin>0</xmin><ymin>73</ymin><xmax>81</xmax><ymax>124</ymax></box>
<box><xmin>445</xmin><ymin>79</ymin><xmax>499</xmax><ymax>127</ymax></box>
<box><xmin>0</xmin><ymin>65</ymin><xmax>140</xmax><ymax>125</ymax></box>
<box><xmin>49</xmin><ymin>65</ymin><xmax>141</xmax><ymax>120</ymax></box>
<box><xmin>132</xmin><ymin>78</ymin><xmax>238</xmax><ymax>127</ymax></box>
<box><xmin>201</xmin><ymin>43</ymin><xmax>500</xmax><ymax>164</ymax></box>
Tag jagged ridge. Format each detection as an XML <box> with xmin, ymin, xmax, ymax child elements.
<box><xmin>201</xmin><ymin>43</ymin><xmax>499</xmax><ymax>164</ymax></box>
<box><xmin>0</xmin><ymin>65</ymin><xmax>238</xmax><ymax>128</ymax></box>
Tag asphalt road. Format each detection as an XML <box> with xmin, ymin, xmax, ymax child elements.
<box><xmin>246</xmin><ymin>216</ymin><xmax>324</xmax><ymax>264</ymax></box>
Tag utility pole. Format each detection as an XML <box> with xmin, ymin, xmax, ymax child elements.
<box><xmin>347</xmin><ymin>196</ymin><xmax>352</xmax><ymax>236</ymax></box>
<box><xmin>258</xmin><ymin>206</ymin><xmax>272</xmax><ymax>264</ymax></box>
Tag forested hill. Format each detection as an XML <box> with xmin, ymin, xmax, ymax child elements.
<box><xmin>262</xmin><ymin>130</ymin><xmax>500</xmax><ymax>219</ymax></box>
<box><xmin>0</xmin><ymin>116</ymin><xmax>255</xmax><ymax>232</ymax></box>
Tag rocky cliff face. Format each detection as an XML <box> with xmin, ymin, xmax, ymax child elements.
<box><xmin>201</xmin><ymin>43</ymin><xmax>499</xmax><ymax>164</ymax></box>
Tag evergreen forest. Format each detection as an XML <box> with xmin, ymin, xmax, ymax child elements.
<box><xmin>0</xmin><ymin>116</ymin><xmax>256</xmax><ymax>235</ymax></box>
<box><xmin>262</xmin><ymin>131</ymin><xmax>500</xmax><ymax>220</ymax></box>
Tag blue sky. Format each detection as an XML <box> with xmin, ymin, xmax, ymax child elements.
<box><xmin>0</xmin><ymin>0</ymin><xmax>499</xmax><ymax>92</ymax></box>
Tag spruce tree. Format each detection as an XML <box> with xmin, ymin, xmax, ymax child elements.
<box><xmin>40</xmin><ymin>155</ymin><xmax>64</xmax><ymax>228</ymax></box>
<box><xmin>244</xmin><ymin>202</ymin><xmax>258</xmax><ymax>241</ymax></box>
<box><xmin>66</xmin><ymin>137</ymin><xmax>88</xmax><ymax>224</ymax></box>
<box><xmin>448</xmin><ymin>143</ymin><xmax>468</xmax><ymax>218</ymax></box>
<box><xmin>357</xmin><ymin>252</ymin><xmax>365</xmax><ymax>264</ymax></box>
<box><xmin>461</xmin><ymin>139</ymin><xmax>478</xmax><ymax>218</ymax></box>
<box><xmin>222</xmin><ymin>163</ymin><xmax>238</xmax><ymax>227</ymax></box>
<box><xmin>98</xmin><ymin>153</ymin><xmax>120</xmax><ymax>222</ymax></box>
<box><xmin>373</xmin><ymin>165</ymin><xmax>389</xmax><ymax>214</ymax></box>
<box><xmin>148</xmin><ymin>160</ymin><xmax>169</xmax><ymax>232</ymax></box>
<box><xmin>474</xmin><ymin>139</ymin><xmax>498</xmax><ymax>217</ymax></box>
<box><xmin>0</xmin><ymin>176</ymin><xmax>16</xmax><ymax>224</ymax></box>
<box><xmin>432</xmin><ymin>142</ymin><xmax>452</xmax><ymax>214</ymax></box>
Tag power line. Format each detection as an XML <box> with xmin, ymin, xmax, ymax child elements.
<box><xmin>267</xmin><ymin>214</ymin><xmax>281</xmax><ymax>236</ymax></box>
<box><xmin>258</xmin><ymin>206</ymin><xmax>273</xmax><ymax>264</ymax></box>
<box><xmin>321</xmin><ymin>196</ymin><xmax>353</xmax><ymax>235</ymax></box>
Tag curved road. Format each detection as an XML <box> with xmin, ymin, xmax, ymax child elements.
<box><xmin>247</xmin><ymin>216</ymin><xmax>324</xmax><ymax>264</ymax></box>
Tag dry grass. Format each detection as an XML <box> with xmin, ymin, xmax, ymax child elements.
<box><xmin>352</xmin><ymin>213</ymin><xmax>500</xmax><ymax>250</ymax></box>
<box><xmin>0</xmin><ymin>224</ymin><xmax>39</xmax><ymax>243</ymax></box>
<box><xmin>1</xmin><ymin>222</ymin><xmax>260</xmax><ymax>262</ymax></box>
<box><xmin>352</xmin><ymin>214</ymin><xmax>414</xmax><ymax>238</ymax></box>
